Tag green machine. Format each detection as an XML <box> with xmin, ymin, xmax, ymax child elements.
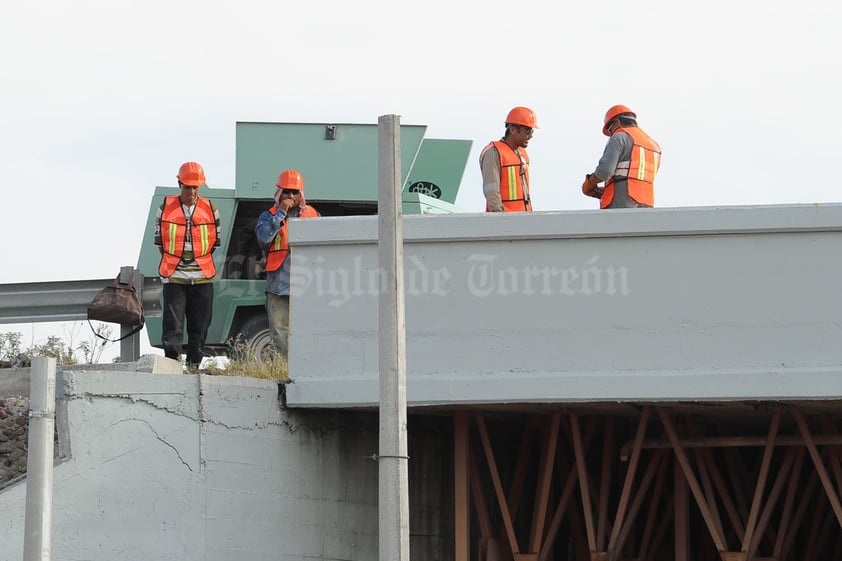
<box><xmin>136</xmin><ymin>121</ymin><xmax>472</xmax><ymax>359</ymax></box>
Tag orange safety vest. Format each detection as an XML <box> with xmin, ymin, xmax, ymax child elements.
<box><xmin>265</xmin><ymin>206</ymin><xmax>320</xmax><ymax>272</ymax></box>
<box><xmin>482</xmin><ymin>141</ymin><xmax>533</xmax><ymax>212</ymax></box>
<box><xmin>602</xmin><ymin>127</ymin><xmax>661</xmax><ymax>208</ymax></box>
<box><xmin>158</xmin><ymin>196</ymin><xmax>218</xmax><ymax>278</ymax></box>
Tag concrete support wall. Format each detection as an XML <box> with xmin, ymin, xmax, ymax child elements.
<box><xmin>286</xmin><ymin>204</ymin><xmax>842</xmax><ymax>407</ymax></box>
<box><xmin>0</xmin><ymin>370</ymin><xmax>403</xmax><ymax>561</ymax></box>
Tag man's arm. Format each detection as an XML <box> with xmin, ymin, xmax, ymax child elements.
<box><xmin>211</xmin><ymin>203</ymin><xmax>221</xmax><ymax>250</ymax></box>
<box><xmin>593</xmin><ymin>133</ymin><xmax>630</xmax><ymax>182</ymax></box>
<box><xmin>582</xmin><ymin>133</ymin><xmax>629</xmax><ymax>198</ymax></box>
<box><xmin>154</xmin><ymin>203</ymin><xmax>164</xmax><ymax>253</ymax></box>
<box><xmin>480</xmin><ymin>147</ymin><xmax>504</xmax><ymax>212</ymax></box>
<box><xmin>255</xmin><ymin>208</ymin><xmax>286</xmax><ymax>245</ymax></box>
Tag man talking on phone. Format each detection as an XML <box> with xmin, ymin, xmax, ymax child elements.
<box><xmin>254</xmin><ymin>169</ymin><xmax>320</xmax><ymax>360</ymax></box>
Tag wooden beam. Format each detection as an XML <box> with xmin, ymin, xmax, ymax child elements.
<box><xmin>619</xmin><ymin>434</ymin><xmax>842</xmax><ymax>458</ymax></box>
<box><xmin>539</xmin><ymin>416</ymin><xmax>598</xmax><ymax>561</ymax></box>
<box><xmin>505</xmin><ymin>417</ymin><xmax>540</xmax><ymax>531</ymax></box>
<box><xmin>674</xmin><ymin>458</ymin><xmax>689</xmax><ymax>561</ymax></box>
<box><xmin>475</xmin><ymin>412</ymin><xmax>521</xmax><ymax>557</ymax></box>
<box><xmin>537</xmin><ymin>453</ymin><xmax>578</xmax><ymax>561</ymax></box>
<box><xmin>699</xmin><ymin>446</ymin><xmax>745</xmax><ymax>542</ymax></box>
<box><xmin>644</xmin><ymin>497</ymin><xmax>673</xmax><ymax>561</ymax></box>
<box><xmin>637</xmin><ymin>452</ymin><xmax>670</xmax><ymax>561</ymax></box>
<box><xmin>469</xmin><ymin>446</ymin><xmax>493</xmax><ymax>539</ymax></box>
<box><xmin>597</xmin><ymin>418</ymin><xmax>614</xmax><ymax>551</ymax></box>
<box><xmin>772</xmin><ymin>447</ymin><xmax>804</xmax><ymax>560</ymax></box>
<box><xmin>803</xmin><ymin>490</ymin><xmax>826</xmax><ymax>561</ymax></box>
<box><xmin>611</xmin><ymin>448</ymin><xmax>665</xmax><ymax>561</ymax></box>
<box><xmin>658</xmin><ymin>409</ymin><xmax>729</xmax><ymax>553</ymax></box>
<box><xmin>694</xmin><ymin>446</ymin><xmax>726</xmax><ymax>545</ymax></box>
<box><xmin>791</xmin><ymin>408</ymin><xmax>842</xmax><ymax>527</ymax></box>
<box><xmin>528</xmin><ymin>412</ymin><xmax>560</xmax><ymax>554</ymax></box>
<box><xmin>724</xmin><ymin>448</ymin><xmax>751</xmax><ymax>524</ymax></box>
<box><xmin>779</xmin><ymin>469</ymin><xmax>818</xmax><ymax>560</ymax></box>
<box><xmin>747</xmin><ymin>446</ymin><xmax>795</xmax><ymax>560</ymax></box>
<box><xmin>820</xmin><ymin>416</ymin><xmax>842</xmax><ymax>505</ymax></box>
<box><xmin>607</xmin><ymin>406</ymin><xmax>650</xmax><ymax>560</ymax></box>
<box><xmin>571</xmin><ymin>413</ymin><xmax>598</xmax><ymax>552</ymax></box>
<box><xmin>454</xmin><ymin>412</ymin><xmax>470</xmax><ymax>561</ymax></box>
<box><xmin>742</xmin><ymin>406</ymin><xmax>782</xmax><ymax>553</ymax></box>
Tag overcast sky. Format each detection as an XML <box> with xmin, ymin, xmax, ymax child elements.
<box><xmin>2</xmin><ymin>0</ymin><xmax>840</xmax><ymax>360</ymax></box>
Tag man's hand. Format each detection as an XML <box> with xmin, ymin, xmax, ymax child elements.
<box><xmin>582</xmin><ymin>174</ymin><xmax>604</xmax><ymax>198</ymax></box>
<box><xmin>278</xmin><ymin>198</ymin><xmax>296</xmax><ymax>212</ymax></box>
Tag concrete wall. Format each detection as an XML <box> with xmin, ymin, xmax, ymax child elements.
<box><xmin>0</xmin><ymin>369</ymin><xmax>455</xmax><ymax>561</ymax></box>
<box><xmin>286</xmin><ymin>204</ymin><xmax>842</xmax><ymax>407</ymax></box>
<box><xmin>0</xmin><ymin>368</ymin><xmax>30</xmax><ymax>398</ymax></box>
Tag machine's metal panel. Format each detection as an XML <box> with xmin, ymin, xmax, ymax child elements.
<box><xmin>234</xmin><ymin>122</ymin><xmax>427</xmax><ymax>201</ymax></box>
<box><xmin>403</xmin><ymin>138</ymin><xmax>473</xmax><ymax>204</ymax></box>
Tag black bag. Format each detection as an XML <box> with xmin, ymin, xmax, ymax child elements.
<box><xmin>87</xmin><ymin>273</ymin><xmax>145</xmax><ymax>342</ymax></box>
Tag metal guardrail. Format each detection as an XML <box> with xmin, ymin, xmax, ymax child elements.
<box><xmin>0</xmin><ymin>266</ymin><xmax>162</xmax><ymax>362</ymax></box>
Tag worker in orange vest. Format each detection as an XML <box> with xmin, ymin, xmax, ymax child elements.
<box><xmin>480</xmin><ymin>106</ymin><xmax>538</xmax><ymax>212</ymax></box>
<box><xmin>154</xmin><ymin>161</ymin><xmax>221</xmax><ymax>370</ymax></box>
<box><xmin>255</xmin><ymin>169</ymin><xmax>320</xmax><ymax>359</ymax></box>
<box><xmin>582</xmin><ymin>105</ymin><xmax>661</xmax><ymax>208</ymax></box>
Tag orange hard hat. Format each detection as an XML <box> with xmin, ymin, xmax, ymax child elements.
<box><xmin>177</xmin><ymin>162</ymin><xmax>206</xmax><ymax>187</ymax></box>
<box><xmin>276</xmin><ymin>169</ymin><xmax>305</xmax><ymax>191</ymax></box>
<box><xmin>505</xmin><ymin>106</ymin><xmax>539</xmax><ymax>129</ymax></box>
<box><xmin>603</xmin><ymin>104</ymin><xmax>637</xmax><ymax>136</ymax></box>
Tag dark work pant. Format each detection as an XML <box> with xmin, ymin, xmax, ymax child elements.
<box><xmin>161</xmin><ymin>282</ymin><xmax>214</xmax><ymax>366</ymax></box>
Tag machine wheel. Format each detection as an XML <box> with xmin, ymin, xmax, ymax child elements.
<box><xmin>229</xmin><ymin>313</ymin><xmax>275</xmax><ymax>363</ymax></box>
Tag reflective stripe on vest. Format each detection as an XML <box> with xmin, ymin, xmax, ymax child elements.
<box><xmin>602</xmin><ymin>127</ymin><xmax>661</xmax><ymax>208</ymax></box>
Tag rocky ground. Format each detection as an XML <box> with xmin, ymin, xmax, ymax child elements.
<box><xmin>0</xmin><ymin>397</ymin><xmax>29</xmax><ymax>485</ymax></box>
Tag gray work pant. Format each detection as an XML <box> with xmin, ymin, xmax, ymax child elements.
<box><xmin>265</xmin><ymin>293</ymin><xmax>290</xmax><ymax>358</ymax></box>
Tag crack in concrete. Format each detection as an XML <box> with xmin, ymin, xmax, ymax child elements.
<box><xmin>65</xmin><ymin>392</ymin><xmax>287</xmax><ymax>433</ymax></box>
<box><xmin>111</xmin><ymin>417</ymin><xmax>194</xmax><ymax>471</ymax></box>
<box><xmin>67</xmin><ymin>392</ymin><xmax>198</xmax><ymax>420</ymax></box>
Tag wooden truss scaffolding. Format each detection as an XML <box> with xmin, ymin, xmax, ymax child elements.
<box><xmin>453</xmin><ymin>405</ymin><xmax>842</xmax><ymax>561</ymax></box>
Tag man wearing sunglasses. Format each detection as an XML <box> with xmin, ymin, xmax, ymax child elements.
<box><xmin>479</xmin><ymin>106</ymin><xmax>538</xmax><ymax>212</ymax></box>
<box><xmin>582</xmin><ymin>104</ymin><xmax>661</xmax><ymax>209</ymax></box>
<box><xmin>255</xmin><ymin>169</ymin><xmax>320</xmax><ymax>359</ymax></box>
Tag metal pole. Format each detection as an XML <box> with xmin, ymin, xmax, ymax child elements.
<box><xmin>377</xmin><ymin>114</ymin><xmax>409</xmax><ymax>561</ymax></box>
<box><xmin>119</xmin><ymin>266</ymin><xmax>141</xmax><ymax>362</ymax></box>
<box><xmin>23</xmin><ymin>356</ymin><xmax>56</xmax><ymax>561</ymax></box>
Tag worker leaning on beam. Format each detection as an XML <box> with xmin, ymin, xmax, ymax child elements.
<box><xmin>479</xmin><ymin>106</ymin><xmax>538</xmax><ymax>212</ymax></box>
<box><xmin>582</xmin><ymin>104</ymin><xmax>662</xmax><ymax>209</ymax></box>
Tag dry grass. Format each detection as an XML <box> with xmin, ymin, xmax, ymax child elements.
<box><xmin>204</xmin><ymin>339</ymin><xmax>289</xmax><ymax>382</ymax></box>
